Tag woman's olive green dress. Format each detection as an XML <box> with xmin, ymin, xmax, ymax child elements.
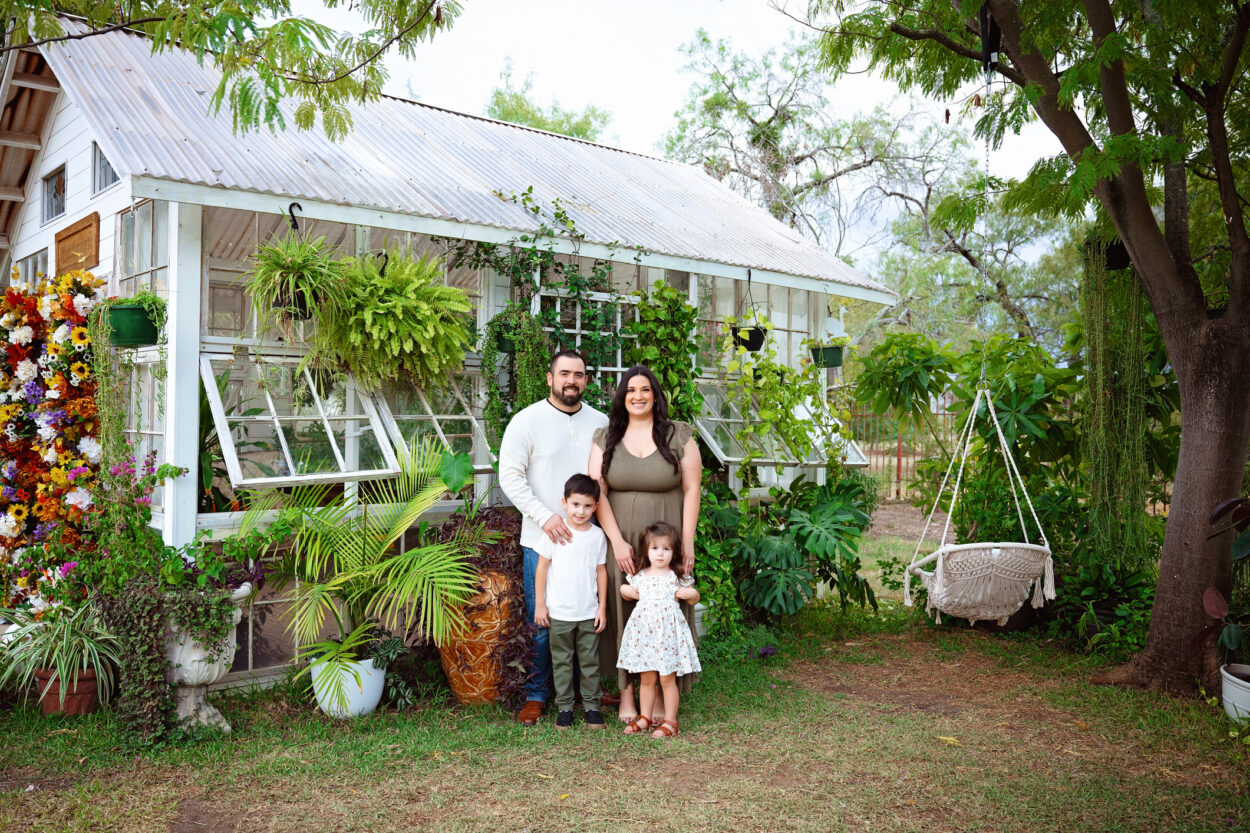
<box><xmin>594</xmin><ymin>421</ymin><xmax>699</xmax><ymax>694</ymax></box>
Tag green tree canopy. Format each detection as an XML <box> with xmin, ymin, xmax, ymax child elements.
<box><xmin>483</xmin><ymin>60</ymin><xmax>611</xmax><ymax>141</ymax></box>
<box><xmin>2</xmin><ymin>0</ymin><xmax>460</xmax><ymax>140</ymax></box>
<box><xmin>811</xmin><ymin>0</ymin><xmax>1250</xmax><ymax>694</ymax></box>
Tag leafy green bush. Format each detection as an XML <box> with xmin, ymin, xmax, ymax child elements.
<box><xmin>626</xmin><ymin>281</ymin><xmax>703</xmax><ymax>422</ymax></box>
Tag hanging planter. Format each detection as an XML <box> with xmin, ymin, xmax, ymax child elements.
<box><xmin>104</xmin><ymin>304</ymin><xmax>160</xmax><ymax>347</ymax></box>
<box><xmin>731</xmin><ymin>325</ymin><xmax>766</xmax><ymax>352</ymax></box>
<box><xmin>809</xmin><ymin>344</ymin><xmax>844</xmax><ymax>368</ymax></box>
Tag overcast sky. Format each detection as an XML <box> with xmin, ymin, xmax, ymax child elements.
<box><xmin>304</xmin><ymin>0</ymin><xmax>1063</xmax><ymax>262</ymax></box>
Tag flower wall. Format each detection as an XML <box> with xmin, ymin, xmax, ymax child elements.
<box><xmin>0</xmin><ymin>269</ymin><xmax>104</xmax><ymax>612</ymax></box>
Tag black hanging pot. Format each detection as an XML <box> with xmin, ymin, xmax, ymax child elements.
<box><xmin>731</xmin><ymin>325</ymin><xmax>766</xmax><ymax>352</ymax></box>
<box><xmin>810</xmin><ymin>345</ymin><xmax>844</xmax><ymax>368</ymax></box>
<box><xmin>274</xmin><ymin>288</ymin><xmax>315</xmax><ymax>321</ymax></box>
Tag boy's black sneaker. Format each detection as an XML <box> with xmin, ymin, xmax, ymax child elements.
<box><xmin>555</xmin><ymin>710</ymin><xmax>575</xmax><ymax>730</ymax></box>
<box><xmin>584</xmin><ymin>709</ymin><xmax>606</xmax><ymax>729</ymax></box>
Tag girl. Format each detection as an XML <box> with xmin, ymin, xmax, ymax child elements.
<box><xmin>617</xmin><ymin>521</ymin><xmax>702</xmax><ymax>738</ymax></box>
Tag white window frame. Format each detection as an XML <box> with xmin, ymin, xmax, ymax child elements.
<box><xmin>92</xmin><ymin>143</ymin><xmax>120</xmax><ymax>194</ymax></box>
<box><xmin>14</xmin><ymin>249</ymin><xmax>48</xmax><ymax>286</ymax></box>
<box><xmin>41</xmin><ymin>165</ymin><xmax>66</xmax><ymax>224</ymax></box>
<box><xmin>378</xmin><ymin>373</ymin><xmax>496</xmax><ymax>475</ymax></box>
<box><xmin>199</xmin><ymin>351</ymin><xmax>402</xmax><ymax>489</ymax></box>
<box><xmin>533</xmin><ymin>285</ymin><xmax>639</xmax><ymax>393</ymax></box>
<box><xmin>694</xmin><ymin>379</ymin><xmax>868</xmax><ymax>468</ymax></box>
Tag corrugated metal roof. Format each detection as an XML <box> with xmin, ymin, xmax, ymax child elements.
<box><xmin>41</xmin><ymin>20</ymin><xmax>891</xmax><ymax>299</ymax></box>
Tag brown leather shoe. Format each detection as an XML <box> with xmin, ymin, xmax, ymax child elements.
<box><xmin>517</xmin><ymin>700</ymin><xmax>544</xmax><ymax>726</ymax></box>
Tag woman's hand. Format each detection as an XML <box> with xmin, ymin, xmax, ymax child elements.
<box><xmin>613</xmin><ymin>538</ymin><xmax>636</xmax><ymax>575</ymax></box>
<box><xmin>620</xmin><ymin>584</ymin><xmax>640</xmax><ymax>601</ymax></box>
<box><xmin>682</xmin><ymin>537</ymin><xmax>695</xmax><ymax>576</ymax></box>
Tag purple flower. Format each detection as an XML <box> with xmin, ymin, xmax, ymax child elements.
<box><xmin>1</xmin><ymin>486</ymin><xmax>14</xmax><ymax>500</ymax></box>
<box><xmin>32</xmin><ymin>521</ymin><xmax>56</xmax><ymax>541</ymax></box>
<box><xmin>58</xmin><ymin>561</ymin><xmax>77</xmax><ymax>579</ymax></box>
<box><xmin>22</xmin><ymin>380</ymin><xmax>43</xmax><ymax>405</ymax></box>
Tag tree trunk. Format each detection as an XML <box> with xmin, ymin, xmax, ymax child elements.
<box><xmin>1094</xmin><ymin>313</ymin><xmax>1250</xmax><ymax>693</ymax></box>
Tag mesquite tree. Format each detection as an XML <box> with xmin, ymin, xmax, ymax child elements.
<box><xmin>814</xmin><ymin>0</ymin><xmax>1250</xmax><ymax>693</ymax></box>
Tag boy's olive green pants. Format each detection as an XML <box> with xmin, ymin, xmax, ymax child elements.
<box><xmin>548</xmin><ymin>618</ymin><xmax>601</xmax><ymax>711</ymax></box>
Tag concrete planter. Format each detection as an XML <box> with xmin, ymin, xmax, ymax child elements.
<box><xmin>165</xmin><ymin>583</ymin><xmax>251</xmax><ymax>732</ymax></box>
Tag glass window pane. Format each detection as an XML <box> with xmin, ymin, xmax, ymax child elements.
<box><xmin>154</xmin><ymin>201</ymin><xmax>169</xmax><ymax>270</ymax></box>
<box><xmin>120</xmin><ymin>211</ymin><xmax>136</xmax><ymax>278</ymax></box>
<box><xmin>137</xmin><ymin>202</ymin><xmax>153</xmax><ymax>271</ymax></box>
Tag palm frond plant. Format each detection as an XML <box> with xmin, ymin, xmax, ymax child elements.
<box><xmin>0</xmin><ymin>601</ymin><xmax>121</xmax><ymax>711</ymax></box>
<box><xmin>255</xmin><ymin>439</ymin><xmax>491</xmax><ymax>715</ymax></box>
<box><xmin>315</xmin><ymin>250</ymin><xmax>472</xmax><ymax>391</ymax></box>
<box><xmin>244</xmin><ymin>231</ymin><xmax>348</xmax><ymax>336</ymax></box>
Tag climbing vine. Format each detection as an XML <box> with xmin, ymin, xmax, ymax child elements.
<box><xmin>443</xmin><ymin>188</ymin><xmax>633</xmax><ymax>415</ymax></box>
<box><xmin>626</xmin><ymin>281</ymin><xmax>703</xmax><ymax>422</ymax></box>
<box><xmin>479</xmin><ymin>303</ymin><xmax>551</xmax><ymax>451</ymax></box>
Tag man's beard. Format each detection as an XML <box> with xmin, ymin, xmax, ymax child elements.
<box><xmin>553</xmin><ymin>385</ymin><xmax>583</xmax><ymax>407</ymax></box>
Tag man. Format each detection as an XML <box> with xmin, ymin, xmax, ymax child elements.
<box><xmin>498</xmin><ymin>349</ymin><xmax>609</xmax><ymax>726</ymax></box>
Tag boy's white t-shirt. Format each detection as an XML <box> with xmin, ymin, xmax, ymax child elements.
<box><xmin>536</xmin><ymin>524</ymin><xmax>608</xmax><ymax>622</ymax></box>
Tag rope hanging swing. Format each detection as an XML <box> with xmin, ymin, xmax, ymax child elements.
<box><xmin>903</xmin><ymin>4</ymin><xmax>1055</xmax><ymax>625</ymax></box>
<box><xmin>904</xmin><ymin>372</ymin><xmax>1055</xmax><ymax>624</ymax></box>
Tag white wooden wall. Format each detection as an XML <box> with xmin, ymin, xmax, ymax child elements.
<box><xmin>9</xmin><ymin>92</ymin><xmax>133</xmax><ymax>273</ymax></box>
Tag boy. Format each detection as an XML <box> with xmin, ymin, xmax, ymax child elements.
<box><xmin>534</xmin><ymin>473</ymin><xmax>609</xmax><ymax>730</ymax></box>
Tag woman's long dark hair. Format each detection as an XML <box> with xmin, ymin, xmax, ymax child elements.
<box><xmin>602</xmin><ymin>365</ymin><xmax>679</xmax><ymax>479</ymax></box>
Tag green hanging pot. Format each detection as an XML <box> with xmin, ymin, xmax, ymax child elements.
<box><xmin>810</xmin><ymin>345</ymin><xmax>844</xmax><ymax>368</ymax></box>
<box><xmin>105</xmin><ymin>305</ymin><xmax>159</xmax><ymax>348</ymax></box>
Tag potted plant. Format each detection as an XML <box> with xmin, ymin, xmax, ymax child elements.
<box><xmin>479</xmin><ymin>303</ymin><xmax>551</xmax><ymax>450</ymax></box>
<box><xmin>807</xmin><ymin>335</ymin><xmax>850</xmax><ymax>368</ymax></box>
<box><xmin>433</xmin><ymin>503</ymin><xmax>529</xmax><ymax>707</ymax></box>
<box><xmin>314</xmin><ymin>249</ymin><xmax>472</xmax><ymax>391</ymax></box>
<box><xmin>89</xmin><ymin>291</ymin><xmax>167</xmax><ymax>348</ymax></box>
<box><xmin>243</xmin><ymin>231</ymin><xmax>348</xmax><ymax>332</ymax></box>
<box><xmin>1205</xmin><ymin>497</ymin><xmax>1250</xmax><ymax>722</ymax></box>
<box><xmin>258</xmin><ymin>441</ymin><xmax>485</xmax><ymax>718</ymax></box>
<box><xmin>730</xmin><ymin>317</ymin><xmax>767</xmax><ymax>352</ymax></box>
<box><xmin>0</xmin><ymin>601</ymin><xmax>121</xmax><ymax>715</ymax></box>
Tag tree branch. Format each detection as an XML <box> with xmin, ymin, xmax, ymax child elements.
<box><xmin>887</xmin><ymin>21</ymin><xmax>1027</xmax><ymax>86</ymax></box>
<box><xmin>0</xmin><ymin>17</ymin><xmax>168</xmax><ymax>54</ymax></box>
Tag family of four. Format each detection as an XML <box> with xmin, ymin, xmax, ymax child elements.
<box><xmin>499</xmin><ymin>350</ymin><xmax>702</xmax><ymax>739</ymax></box>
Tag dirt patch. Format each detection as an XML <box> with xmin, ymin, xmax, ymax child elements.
<box><xmin>869</xmin><ymin>501</ymin><xmax>947</xmax><ymax>542</ymax></box>
<box><xmin>0</xmin><ymin>768</ymin><xmax>76</xmax><ymax>794</ymax></box>
<box><xmin>171</xmin><ymin>799</ymin><xmax>243</xmax><ymax>833</ymax></box>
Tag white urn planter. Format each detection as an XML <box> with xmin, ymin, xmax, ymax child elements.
<box><xmin>165</xmin><ymin>583</ymin><xmax>252</xmax><ymax>732</ymax></box>
<box><xmin>1221</xmin><ymin>663</ymin><xmax>1250</xmax><ymax>725</ymax></box>
<box><xmin>309</xmin><ymin>657</ymin><xmax>386</xmax><ymax>719</ymax></box>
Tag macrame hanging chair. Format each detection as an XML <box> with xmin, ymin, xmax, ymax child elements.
<box><xmin>905</xmin><ymin>381</ymin><xmax>1055</xmax><ymax>625</ymax></box>
<box><xmin>903</xmin><ymin>4</ymin><xmax>1054</xmax><ymax>626</ymax></box>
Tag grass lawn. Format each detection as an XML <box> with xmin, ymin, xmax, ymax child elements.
<box><xmin>1</xmin><ymin>510</ymin><xmax>1247</xmax><ymax>832</ymax></box>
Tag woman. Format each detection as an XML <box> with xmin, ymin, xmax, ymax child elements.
<box><xmin>589</xmin><ymin>365</ymin><xmax>701</xmax><ymax>723</ymax></box>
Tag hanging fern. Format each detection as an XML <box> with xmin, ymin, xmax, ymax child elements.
<box><xmin>318</xmin><ymin>250</ymin><xmax>472</xmax><ymax>391</ymax></box>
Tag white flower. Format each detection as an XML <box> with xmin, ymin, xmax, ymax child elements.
<box><xmin>0</xmin><ymin>515</ymin><xmax>17</xmax><ymax>538</ymax></box>
<box><xmin>45</xmin><ymin>387</ymin><xmax>60</xmax><ymax>400</ymax></box>
<box><xmin>38</xmin><ymin>297</ymin><xmax>53</xmax><ymax>319</ymax></box>
<box><xmin>27</xmin><ymin>595</ymin><xmax>48</xmax><ymax>614</ymax></box>
<box><xmin>51</xmin><ymin>324</ymin><xmax>71</xmax><ymax>344</ymax></box>
<box><xmin>73</xmin><ymin>294</ymin><xmax>98</xmax><ymax>316</ymax></box>
<box><xmin>65</xmin><ymin>488</ymin><xmax>92</xmax><ymax>511</ymax></box>
<box><xmin>8</xmin><ymin>325</ymin><xmax>32</xmax><ymax>346</ymax></box>
<box><xmin>36</xmin><ymin>424</ymin><xmax>56</xmax><ymax>442</ymax></box>
<box><xmin>42</xmin><ymin>447</ymin><xmax>58</xmax><ymax>464</ymax></box>
<box><xmin>78</xmin><ymin>436</ymin><xmax>102</xmax><ymax>464</ymax></box>
<box><xmin>15</xmin><ymin>360</ymin><xmax>37</xmax><ymax>382</ymax></box>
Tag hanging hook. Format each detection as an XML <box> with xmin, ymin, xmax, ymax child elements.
<box><xmin>376</xmin><ymin>251</ymin><xmax>389</xmax><ymax>279</ymax></box>
<box><xmin>286</xmin><ymin>202</ymin><xmax>303</xmax><ymax>233</ymax></box>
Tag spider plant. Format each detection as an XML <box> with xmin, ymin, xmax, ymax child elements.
<box><xmin>251</xmin><ymin>439</ymin><xmax>490</xmax><ymax>714</ymax></box>
<box><xmin>0</xmin><ymin>601</ymin><xmax>121</xmax><ymax>707</ymax></box>
<box><xmin>244</xmin><ymin>230</ymin><xmax>348</xmax><ymax>334</ymax></box>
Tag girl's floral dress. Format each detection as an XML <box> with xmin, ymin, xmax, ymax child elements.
<box><xmin>616</xmin><ymin>570</ymin><xmax>702</xmax><ymax>676</ymax></box>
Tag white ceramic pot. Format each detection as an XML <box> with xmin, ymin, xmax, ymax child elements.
<box><xmin>692</xmin><ymin>603</ymin><xmax>709</xmax><ymax>639</ymax></box>
<box><xmin>165</xmin><ymin>582</ymin><xmax>252</xmax><ymax>732</ymax></box>
<box><xmin>1221</xmin><ymin>663</ymin><xmax>1250</xmax><ymax>725</ymax></box>
<box><xmin>310</xmin><ymin>657</ymin><xmax>386</xmax><ymax>719</ymax></box>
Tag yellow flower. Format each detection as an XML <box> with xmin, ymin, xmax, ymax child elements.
<box><xmin>49</xmin><ymin>468</ymin><xmax>68</xmax><ymax>486</ymax></box>
<box><xmin>70</xmin><ymin>327</ymin><xmax>89</xmax><ymax>347</ymax></box>
<box><xmin>57</xmin><ymin>451</ymin><xmax>74</xmax><ymax>466</ymax></box>
<box><xmin>8</xmin><ymin>504</ymin><xmax>26</xmax><ymax>522</ymax></box>
<box><xmin>70</xmin><ymin>362</ymin><xmax>89</xmax><ymax>378</ymax></box>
